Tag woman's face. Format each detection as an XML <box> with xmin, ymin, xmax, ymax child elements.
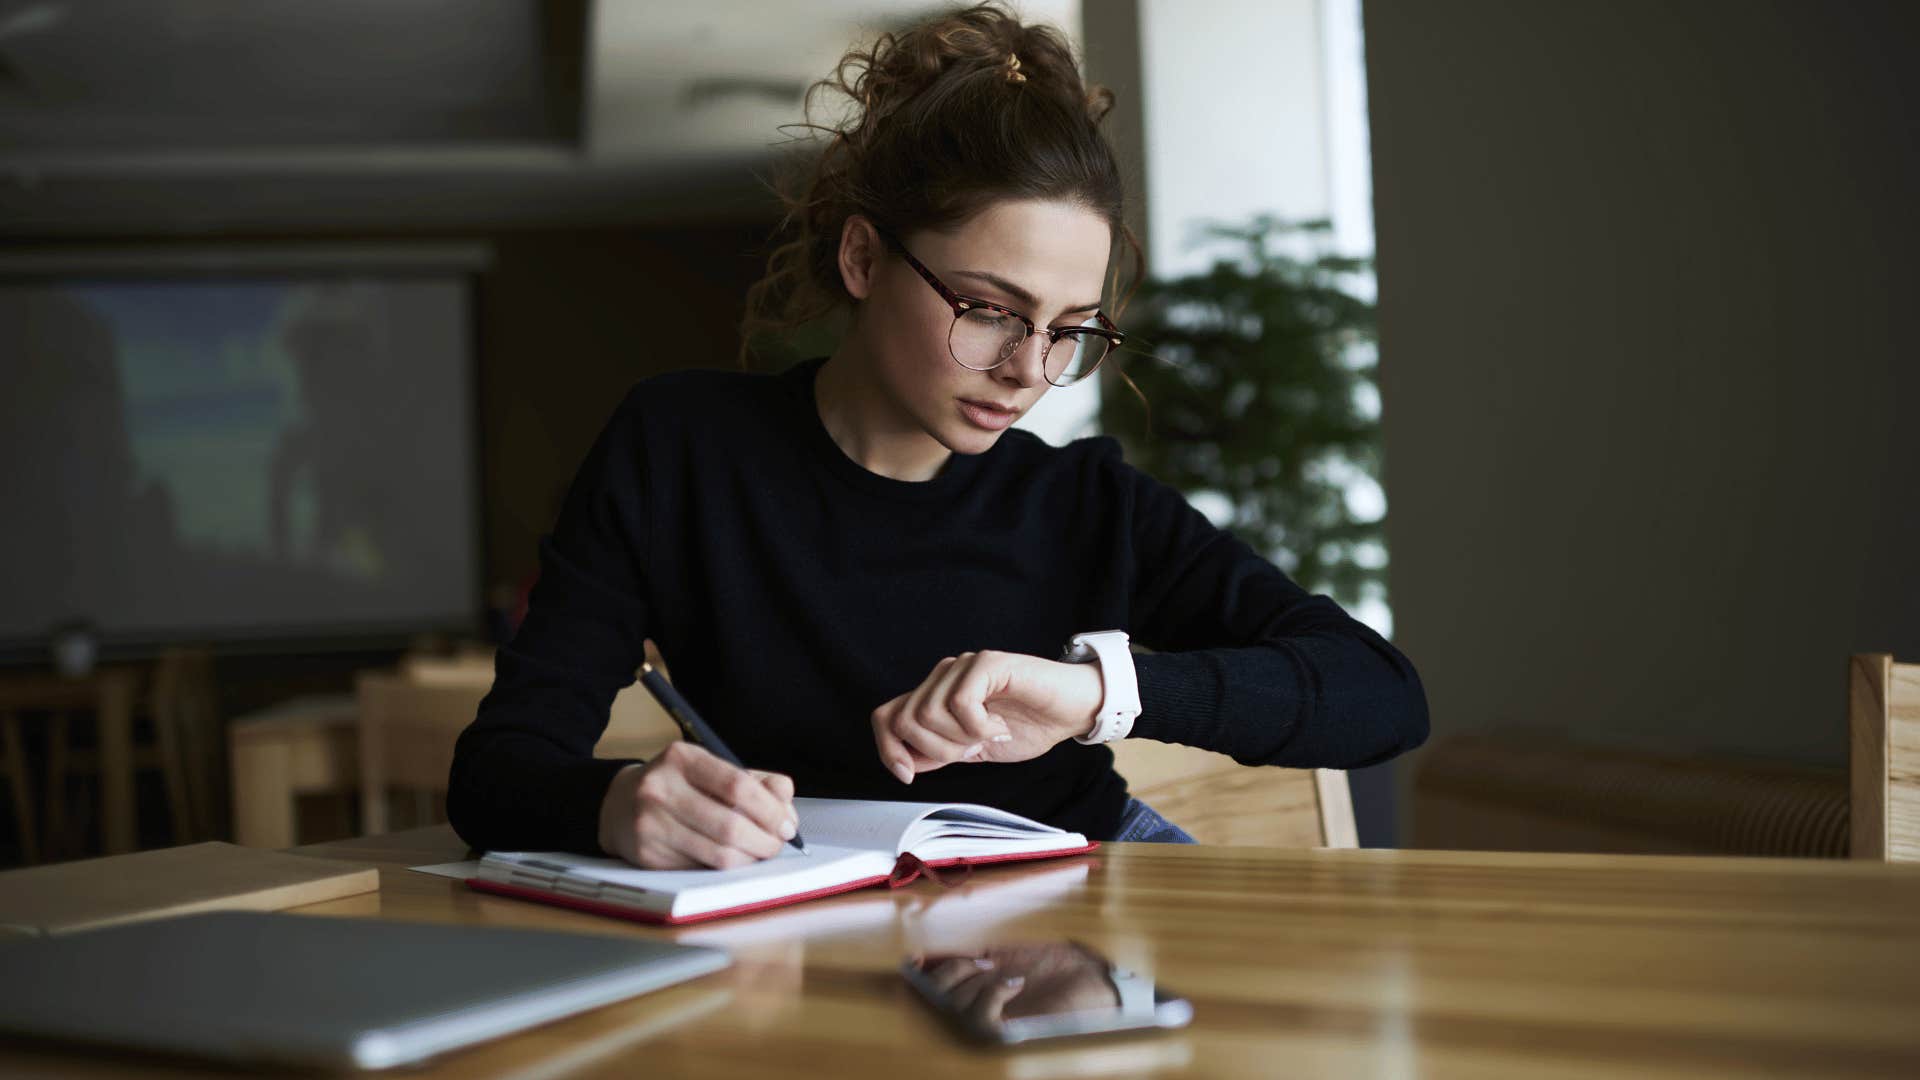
<box><xmin>847</xmin><ymin>198</ymin><xmax>1113</xmax><ymax>456</ymax></box>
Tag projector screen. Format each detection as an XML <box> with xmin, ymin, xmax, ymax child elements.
<box><xmin>0</xmin><ymin>275</ymin><xmax>478</xmax><ymax>647</ymax></box>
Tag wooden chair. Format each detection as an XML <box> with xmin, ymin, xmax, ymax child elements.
<box><xmin>228</xmin><ymin>694</ymin><xmax>361</xmax><ymax>849</ymax></box>
<box><xmin>1849</xmin><ymin>653</ymin><xmax>1920</xmax><ymax>861</ymax></box>
<box><xmin>356</xmin><ymin>648</ymin><xmax>679</xmax><ymax>836</ymax></box>
<box><xmin>0</xmin><ymin>708</ymin><xmax>37</xmax><ymax>864</ymax></box>
<box><xmin>148</xmin><ymin>647</ymin><xmax>222</xmax><ymax>842</ymax></box>
<box><xmin>399</xmin><ymin>645</ymin><xmax>498</xmax><ymax>686</ymax></box>
<box><xmin>1109</xmin><ymin>741</ymin><xmax>1357</xmax><ymax>847</ymax></box>
<box><xmin>355</xmin><ymin>670</ymin><xmax>483</xmax><ymax>836</ymax></box>
<box><xmin>1412</xmin><ymin>734</ymin><xmax>1847</xmax><ymax>857</ymax></box>
<box><xmin>228</xmin><ymin>641</ymin><xmax>496</xmax><ymax>849</ymax></box>
<box><xmin>45</xmin><ymin>649</ymin><xmax>216</xmax><ymax>856</ymax></box>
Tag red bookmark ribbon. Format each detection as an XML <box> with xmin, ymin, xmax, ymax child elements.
<box><xmin>888</xmin><ymin>852</ymin><xmax>974</xmax><ymax>888</ymax></box>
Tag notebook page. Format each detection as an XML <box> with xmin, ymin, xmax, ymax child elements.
<box><xmin>907</xmin><ymin>830</ymin><xmax>1089</xmax><ymax>861</ymax></box>
<box><xmin>902</xmin><ymin>804</ymin><xmax>1070</xmax><ymax>846</ymax></box>
<box><xmin>794</xmin><ymin>798</ymin><xmax>1079</xmax><ymax>858</ymax></box>
<box><xmin>901</xmin><ymin>804</ymin><xmax>1084</xmax><ymax>861</ymax></box>
<box><xmin>792</xmin><ymin>798</ymin><xmax>954</xmax><ymax>854</ymax></box>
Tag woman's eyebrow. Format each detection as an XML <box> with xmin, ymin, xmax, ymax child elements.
<box><xmin>951</xmin><ymin>269</ymin><xmax>1102</xmax><ymax>314</ymax></box>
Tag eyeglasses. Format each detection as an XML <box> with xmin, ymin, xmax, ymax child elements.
<box><xmin>877</xmin><ymin>227</ymin><xmax>1124</xmax><ymax>387</ymax></box>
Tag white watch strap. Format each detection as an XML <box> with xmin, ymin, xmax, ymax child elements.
<box><xmin>1062</xmin><ymin>630</ymin><xmax>1141</xmax><ymax>745</ymax></box>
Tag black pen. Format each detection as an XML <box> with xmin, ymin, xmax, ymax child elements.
<box><xmin>636</xmin><ymin>662</ymin><xmax>809</xmax><ymax>855</ymax></box>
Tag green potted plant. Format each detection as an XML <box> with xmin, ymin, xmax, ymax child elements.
<box><xmin>1100</xmin><ymin>216</ymin><xmax>1386</xmax><ymax>615</ymax></box>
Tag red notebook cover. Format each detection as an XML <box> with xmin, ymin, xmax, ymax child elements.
<box><xmin>464</xmin><ymin>841</ymin><xmax>1100</xmax><ymax>927</ymax></box>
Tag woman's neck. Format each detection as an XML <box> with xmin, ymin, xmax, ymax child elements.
<box><xmin>814</xmin><ymin>342</ymin><xmax>954</xmax><ymax>482</ymax></box>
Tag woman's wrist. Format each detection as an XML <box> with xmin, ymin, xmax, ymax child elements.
<box><xmin>1054</xmin><ymin>660</ymin><xmax>1106</xmax><ymax>741</ymax></box>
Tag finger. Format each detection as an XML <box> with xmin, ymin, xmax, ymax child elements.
<box><xmin>949</xmin><ymin>656</ymin><xmax>1016</xmax><ymax>744</ymax></box>
<box><xmin>872</xmin><ymin>702</ymin><xmax>927</xmax><ymax>784</ymax></box>
<box><xmin>894</xmin><ymin>659</ymin><xmax>977</xmax><ymax>765</ymax></box>
<box><xmin>902</xmin><ymin>656</ymin><xmax>979</xmax><ymax>747</ymax></box>
<box><xmin>970</xmin><ymin>975</ymin><xmax>1027</xmax><ymax>1025</ymax></box>
<box><xmin>926</xmin><ymin>956</ymin><xmax>995</xmax><ymax>995</ymax></box>
<box><xmin>662</xmin><ymin>768</ymin><xmax>786</xmax><ymax>860</ymax></box>
<box><xmin>682</xmin><ymin>745</ymin><xmax>798</xmax><ymax>843</ymax></box>
<box><xmin>947</xmin><ymin>968</ymin><xmax>1007</xmax><ymax>1013</ymax></box>
<box><xmin>891</xmin><ymin>708</ymin><xmax>976</xmax><ymax>770</ymax></box>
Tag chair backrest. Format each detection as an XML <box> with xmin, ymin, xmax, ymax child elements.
<box><xmin>398</xmin><ymin>653</ymin><xmax>495</xmax><ymax>686</ymax></box>
<box><xmin>356</xmin><ymin>672</ymin><xmax>488</xmax><ymax>796</ymax></box>
<box><xmin>393</xmin><ymin>644</ymin><xmax>678</xmax><ymax>753</ymax></box>
<box><xmin>1107</xmin><ymin>741</ymin><xmax>1357</xmax><ymax>847</ymax></box>
<box><xmin>150</xmin><ymin>647</ymin><xmax>221</xmax><ymax>841</ymax></box>
<box><xmin>354</xmin><ymin>656</ymin><xmax>681</xmax><ymax>834</ymax></box>
<box><xmin>1849</xmin><ymin>653</ymin><xmax>1920</xmax><ymax>861</ymax></box>
<box><xmin>1413</xmin><ymin>734</ymin><xmax>1846</xmax><ymax>856</ymax></box>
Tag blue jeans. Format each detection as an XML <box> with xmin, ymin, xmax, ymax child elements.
<box><xmin>1113</xmin><ymin>796</ymin><xmax>1197</xmax><ymax>844</ymax></box>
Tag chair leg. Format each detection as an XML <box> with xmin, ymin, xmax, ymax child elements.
<box><xmin>153</xmin><ymin>688</ymin><xmax>195</xmax><ymax>845</ymax></box>
<box><xmin>187</xmin><ymin>676</ymin><xmax>221</xmax><ymax>840</ymax></box>
<box><xmin>1</xmin><ymin>711</ymin><xmax>37</xmax><ymax>865</ymax></box>
<box><xmin>44</xmin><ymin>712</ymin><xmax>69</xmax><ymax>860</ymax></box>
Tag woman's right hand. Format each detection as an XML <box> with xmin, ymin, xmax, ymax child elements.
<box><xmin>597</xmin><ymin>741</ymin><xmax>799</xmax><ymax>869</ymax></box>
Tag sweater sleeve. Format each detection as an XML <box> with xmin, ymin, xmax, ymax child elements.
<box><xmin>1114</xmin><ymin>445</ymin><xmax>1429</xmax><ymax>769</ymax></box>
<box><xmin>446</xmin><ymin>386</ymin><xmax>655</xmax><ymax>854</ymax></box>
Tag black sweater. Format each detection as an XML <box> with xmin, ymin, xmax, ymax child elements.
<box><xmin>447</xmin><ymin>356</ymin><xmax>1428</xmax><ymax>851</ymax></box>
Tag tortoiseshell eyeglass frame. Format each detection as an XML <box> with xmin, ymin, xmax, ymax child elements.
<box><xmin>875</xmin><ymin>226</ymin><xmax>1125</xmax><ymax>387</ymax></box>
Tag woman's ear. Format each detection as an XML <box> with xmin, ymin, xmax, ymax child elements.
<box><xmin>837</xmin><ymin>214</ymin><xmax>883</xmax><ymax>302</ymax></box>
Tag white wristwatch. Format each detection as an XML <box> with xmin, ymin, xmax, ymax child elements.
<box><xmin>1060</xmin><ymin>629</ymin><xmax>1141</xmax><ymax>745</ymax></box>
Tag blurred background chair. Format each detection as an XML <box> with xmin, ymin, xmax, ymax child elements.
<box><xmin>0</xmin><ymin>706</ymin><xmax>37</xmax><ymax>864</ymax></box>
<box><xmin>1412</xmin><ymin>735</ymin><xmax>1848</xmax><ymax>857</ymax></box>
<box><xmin>1849</xmin><ymin>652</ymin><xmax>1919</xmax><ymax>862</ymax></box>
<box><xmin>228</xmin><ymin>694</ymin><xmax>361</xmax><ymax>849</ymax></box>
<box><xmin>40</xmin><ymin>651</ymin><xmax>216</xmax><ymax>858</ymax></box>
<box><xmin>356</xmin><ymin>643</ymin><xmax>680</xmax><ymax>838</ymax></box>
<box><xmin>1110</xmin><ymin>741</ymin><xmax>1356</xmax><ymax>848</ymax></box>
<box><xmin>231</xmin><ymin>642</ymin><xmax>681</xmax><ymax>847</ymax></box>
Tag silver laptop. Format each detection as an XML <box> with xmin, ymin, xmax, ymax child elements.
<box><xmin>0</xmin><ymin>911</ymin><xmax>730</xmax><ymax>1070</ymax></box>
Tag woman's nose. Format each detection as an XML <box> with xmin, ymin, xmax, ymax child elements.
<box><xmin>1000</xmin><ymin>331</ymin><xmax>1051</xmax><ymax>386</ymax></box>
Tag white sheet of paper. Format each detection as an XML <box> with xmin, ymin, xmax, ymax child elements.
<box><xmin>409</xmin><ymin>859</ymin><xmax>484</xmax><ymax>880</ymax></box>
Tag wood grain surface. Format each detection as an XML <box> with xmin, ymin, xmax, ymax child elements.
<box><xmin>4</xmin><ymin>826</ymin><xmax>1918</xmax><ymax>1078</ymax></box>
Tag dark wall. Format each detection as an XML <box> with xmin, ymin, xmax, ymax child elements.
<box><xmin>1364</xmin><ymin>0</ymin><xmax>1920</xmax><ymax>834</ymax></box>
<box><xmin>474</xmin><ymin>221</ymin><xmax>775</xmax><ymax>590</ymax></box>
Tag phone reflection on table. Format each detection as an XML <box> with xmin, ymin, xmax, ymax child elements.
<box><xmin>903</xmin><ymin>940</ymin><xmax>1192</xmax><ymax>1046</ymax></box>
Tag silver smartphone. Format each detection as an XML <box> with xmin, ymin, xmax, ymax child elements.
<box><xmin>901</xmin><ymin>940</ymin><xmax>1193</xmax><ymax>1046</ymax></box>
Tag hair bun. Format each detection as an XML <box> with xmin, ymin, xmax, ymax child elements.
<box><xmin>739</xmin><ymin>1</ymin><xmax>1144</xmax><ymax>369</ymax></box>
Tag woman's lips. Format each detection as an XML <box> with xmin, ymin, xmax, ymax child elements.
<box><xmin>959</xmin><ymin>399</ymin><xmax>1018</xmax><ymax>431</ymax></box>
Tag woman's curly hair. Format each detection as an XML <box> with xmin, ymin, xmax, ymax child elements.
<box><xmin>739</xmin><ymin>2</ymin><xmax>1146</xmax><ymax>368</ymax></box>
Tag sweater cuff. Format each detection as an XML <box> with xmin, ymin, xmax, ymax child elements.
<box><xmin>551</xmin><ymin>755</ymin><xmax>645</xmax><ymax>855</ymax></box>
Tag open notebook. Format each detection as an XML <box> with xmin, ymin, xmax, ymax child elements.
<box><xmin>468</xmin><ymin>798</ymin><xmax>1097</xmax><ymax>926</ymax></box>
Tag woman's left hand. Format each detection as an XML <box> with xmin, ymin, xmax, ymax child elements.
<box><xmin>870</xmin><ymin>650</ymin><xmax>1104</xmax><ymax>784</ymax></box>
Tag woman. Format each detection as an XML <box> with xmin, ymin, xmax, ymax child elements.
<box><xmin>447</xmin><ymin>3</ymin><xmax>1427</xmax><ymax>869</ymax></box>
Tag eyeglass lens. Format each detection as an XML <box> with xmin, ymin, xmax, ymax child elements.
<box><xmin>948</xmin><ymin>309</ymin><xmax>1110</xmax><ymax>385</ymax></box>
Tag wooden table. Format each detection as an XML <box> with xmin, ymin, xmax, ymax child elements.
<box><xmin>0</xmin><ymin>668</ymin><xmax>140</xmax><ymax>854</ymax></box>
<box><xmin>5</xmin><ymin>829</ymin><xmax>1920</xmax><ymax>1077</ymax></box>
